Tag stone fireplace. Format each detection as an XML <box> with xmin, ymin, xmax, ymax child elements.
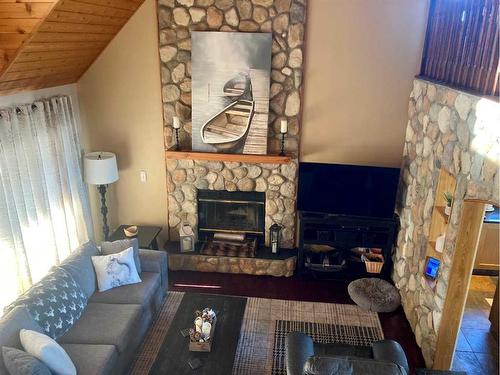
<box><xmin>166</xmin><ymin>158</ymin><xmax>298</xmax><ymax>248</ymax></box>
<box><xmin>157</xmin><ymin>0</ymin><xmax>307</xmax><ymax>259</ymax></box>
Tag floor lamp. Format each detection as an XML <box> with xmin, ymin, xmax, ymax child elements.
<box><xmin>84</xmin><ymin>152</ymin><xmax>119</xmax><ymax>240</ymax></box>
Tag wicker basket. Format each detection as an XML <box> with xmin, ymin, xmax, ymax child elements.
<box><xmin>361</xmin><ymin>253</ymin><xmax>385</xmax><ymax>274</ymax></box>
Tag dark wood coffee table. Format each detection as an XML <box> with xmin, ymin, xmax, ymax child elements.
<box><xmin>149</xmin><ymin>293</ymin><xmax>247</xmax><ymax>374</ymax></box>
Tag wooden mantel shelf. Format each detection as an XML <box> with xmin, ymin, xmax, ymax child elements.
<box><xmin>165</xmin><ymin>149</ymin><xmax>292</xmax><ymax>164</ymax></box>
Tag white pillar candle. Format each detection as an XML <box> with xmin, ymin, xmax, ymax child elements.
<box><xmin>280</xmin><ymin>119</ymin><xmax>288</xmax><ymax>134</ymax></box>
<box><xmin>173</xmin><ymin>116</ymin><xmax>181</xmax><ymax>129</ymax></box>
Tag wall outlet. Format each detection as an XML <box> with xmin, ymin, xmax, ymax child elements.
<box><xmin>140</xmin><ymin>170</ymin><xmax>147</xmax><ymax>182</ymax></box>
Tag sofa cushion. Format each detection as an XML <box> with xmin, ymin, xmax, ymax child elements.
<box><xmin>304</xmin><ymin>356</ymin><xmax>407</xmax><ymax>375</ymax></box>
<box><xmin>2</xmin><ymin>347</ymin><xmax>51</xmax><ymax>375</ymax></box>
<box><xmin>101</xmin><ymin>238</ymin><xmax>141</xmax><ymax>274</ymax></box>
<box><xmin>139</xmin><ymin>250</ymin><xmax>168</xmax><ymax>293</ymax></box>
<box><xmin>6</xmin><ymin>267</ymin><xmax>87</xmax><ymax>339</ymax></box>
<box><xmin>0</xmin><ymin>306</ymin><xmax>44</xmax><ymax>374</ymax></box>
<box><xmin>314</xmin><ymin>342</ymin><xmax>372</xmax><ymax>358</ymax></box>
<box><xmin>89</xmin><ymin>272</ymin><xmax>160</xmax><ymax>309</ymax></box>
<box><xmin>59</xmin><ymin>241</ymin><xmax>99</xmax><ymax>298</ymax></box>
<box><xmin>303</xmin><ymin>355</ymin><xmax>353</xmax><ymax>375</ymax></box>
<box><xmin>60</xmin><ymin>344</ymin><xmax>117</xmax><ymax>375</ymax></box>
<box><xmin>57</xmin><ymin>303</ymin><xmax>142</xmax><ymax>354</ymax></box>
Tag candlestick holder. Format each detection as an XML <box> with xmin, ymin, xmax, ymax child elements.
<box><xmin>279</xmin><ymin>132</ymin><xmax>286</xmax><ymax>156</ymax></box>
<box><xmin>174</xmin><ymin>127</ymin><xmax>180</xmax><ymax>151</ymax></box>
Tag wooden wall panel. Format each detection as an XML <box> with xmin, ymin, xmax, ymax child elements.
<box><xmin>0</xmin><ymin>0</ymin><xmax>145</xmax><ymax>96</ymax></box>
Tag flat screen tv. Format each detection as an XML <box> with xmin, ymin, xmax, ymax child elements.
<box><xmin>297</xmin><ymin>162</ymin><xmax>400</xmax><ymax>219</ymax></box>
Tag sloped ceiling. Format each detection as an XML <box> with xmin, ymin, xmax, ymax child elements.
<box><xmin>0</xmin><ymin>0</ymin><xmax>145</xmax><ymax>96</ymax></box>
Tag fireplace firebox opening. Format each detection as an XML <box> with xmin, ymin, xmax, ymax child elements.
<box><xmin>197</xmin><ymin>190</ymin><xmax>265</xmax><ymax>257</ymax></box>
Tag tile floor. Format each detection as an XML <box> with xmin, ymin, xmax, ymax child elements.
<box><xmin>452</xmin><ymin>275</ymin><xmax>499</xmax><ymax>375</ymax></box>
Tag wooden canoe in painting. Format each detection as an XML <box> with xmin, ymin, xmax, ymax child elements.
<box><xmin>223</xmin><ymin>73</ymin><xmax>250</xmax><ymax>98</ymax></box>
<box><xmin>200</xmin><ymin>99</ymin><xmax>255</xmax><ymax>151</ymax></box>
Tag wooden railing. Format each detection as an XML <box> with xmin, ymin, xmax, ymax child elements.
<box><xmin>420</xmin><ymin>0</ymin><xmax>499</xmax><ymax>96</ymax></box>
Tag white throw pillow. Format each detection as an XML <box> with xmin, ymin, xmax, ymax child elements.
<box><xmin>91</xmin><ymin>246</ymin><xmax>142</xmax><ymax>292</ymax></box>
<box><xmin>20</xmin><ymin>329</ymin><xmax>76</xmax><ymax>375</ymax></box>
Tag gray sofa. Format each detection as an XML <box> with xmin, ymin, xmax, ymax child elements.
<box><xmin>0</xmin><ymin>241</ymin><xmax>168</xmax><ymax>375</ymax></box>
<box><xmin>286</xmin><ymin>332</ymin><xmax>410</xmax><ymax>375</ymax></box>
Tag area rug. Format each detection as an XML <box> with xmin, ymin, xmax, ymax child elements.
<box><xmin>130</xmin><ymin>291</ymin><xmax>384</xmax><ymax>375</ymax></box>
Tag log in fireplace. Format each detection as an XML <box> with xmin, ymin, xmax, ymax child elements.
<box><xmin>197</xmin><ymin>190</ymin><xmax>265</xmax><ymax>257</ymax></box>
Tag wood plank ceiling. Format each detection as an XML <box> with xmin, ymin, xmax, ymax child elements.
<box><xmin>0</xmin><ymin>0</ymin><xmax>145</xmax><ymax>96</ymax></box>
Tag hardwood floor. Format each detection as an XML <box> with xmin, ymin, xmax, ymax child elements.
<box><xmin>168</xmin><ymin>270</ymin><xmax>426</xmax><ymax>373</ymax></box>
<box><xmin>452</xmin><ymin>275</ymin><xmax>499</xmax><ymax>375</ymax></box>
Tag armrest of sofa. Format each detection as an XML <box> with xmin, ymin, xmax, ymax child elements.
<box><xmin>372</xmin><ymin>340</ymin><xmax>409</xmax><ymax>375</ymax></box>
<box><xmin>139</xmin><ymin>249</ymin><xmax>168</xmax><ymax>293</ymax></box>
<box><xmin>286</xmin><ymin>332</ymin><xmax>315</xmax><ymax>375</ymax></box>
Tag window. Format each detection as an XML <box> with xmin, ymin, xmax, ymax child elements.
<box><xmin>0</xmin><ymin>96</ymin><xmax>93</xmax><ymax>314</ymax></box>
<box><xmin>420</xmin><ymin>0</ymin><xmax>499</xmax><ymax>96</ymax></box>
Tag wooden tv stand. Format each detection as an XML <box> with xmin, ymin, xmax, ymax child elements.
<box><xmin>298</xmin><ymin>212</ymin><xmax>398</xmax><ymax>280</ymax></box>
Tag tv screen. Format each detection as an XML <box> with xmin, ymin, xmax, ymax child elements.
<box><xmin>297</xmin><ymin>162</ymin><xmax>400</xmax><ymax>218</ymax></box>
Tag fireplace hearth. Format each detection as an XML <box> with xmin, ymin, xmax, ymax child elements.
<box><xmin>166</xmin><ymin>181</ymin><xmax>297</xmax><ymax>276</ymax></box>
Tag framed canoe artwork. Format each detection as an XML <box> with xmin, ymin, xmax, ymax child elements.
<box><xmin>191</xmin><ymin>32</ymin><xmax>272</xmax><ymax>155</ymax></box>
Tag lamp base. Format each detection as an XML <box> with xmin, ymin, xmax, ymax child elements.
<box><xmin>97</xmin><ymin>185</ymin><xmax>110</xmax><ymax>241</ymax></box>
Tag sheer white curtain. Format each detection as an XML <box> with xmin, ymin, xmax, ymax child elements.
<box><xmin>0</xmin><ymin>95</ymin><xmax>93</xmax><ymax>313</ymax></box>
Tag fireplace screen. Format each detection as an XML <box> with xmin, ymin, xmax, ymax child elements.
<box><xmin>197</xmin><ymin>190</ymin><xmax>265</xmax><ymax>239</ymax></box>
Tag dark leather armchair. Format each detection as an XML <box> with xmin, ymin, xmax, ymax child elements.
<box><xmin>285</xmin><ymin>332</ymin><xmax>410</xmax><ymax>375</ymax></box>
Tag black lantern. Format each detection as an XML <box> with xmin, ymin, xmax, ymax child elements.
<box><xmin>270</xmin><ymin>223</ymin><xmax>282</xmax><ymax>254</ymax></box>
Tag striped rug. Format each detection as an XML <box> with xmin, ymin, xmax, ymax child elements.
<box><xmin>131</xmin><ymin>292</ymin><xmax>383</xmax><ymax>375</ymax></box>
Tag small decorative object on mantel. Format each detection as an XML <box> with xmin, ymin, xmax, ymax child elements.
<box><xmin>123</xmin><ymin>225</ymin><xmax>138</xmax><ymax>237</ymax></box>
<box><xmin>443</xmin><ymin>192</ymin><xmax>453</xmax><ymax>216</ymax></box>
<box><xmin>179</xmin><ymin>221</ymin><xmax>196</xmax><ymax>252</ymax></box>
<box><xmin>279</xmin><ymin>119</ymin><xmax>287</xmax><ymax>156</ymax></box>
<box><xmin>189</xmin><ymin>308</ymin><xmax>217</xmax><ymax>352</ymax></box>
<box><xmin>270</xmin><ymin>223</ymin><xmax>282</xmax><ymax>254</ymax></box>
<box><xmin>173</xmin><ymin>116</ymin><xmax>181</xmax><ymax>151</ymax></box>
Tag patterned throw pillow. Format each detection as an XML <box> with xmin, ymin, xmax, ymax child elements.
<box><xmin>91</xmin><ymin>247</ymin><xmax>142</xmax><ymax>292</ymax></box>
<box><xmin>8</xmin><ymin>267</ymin><xmax>87</xmax><ymax>340</ymax></box>
<box><xmin>101</xmin><ymin>238</ymin><xmax>141</xmax><ymax>274</ymax></box>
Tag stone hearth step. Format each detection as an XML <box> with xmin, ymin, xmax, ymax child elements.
<box><xmin>165</xmin><ymin>242</ymin><xmax>297</xmax><ymax>277</ymax></box>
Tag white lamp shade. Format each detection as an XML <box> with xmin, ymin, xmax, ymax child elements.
<box><xmin>84</xmin><ymin>152</ymin><xmax>119</xmax><ymax>185</ymax></box>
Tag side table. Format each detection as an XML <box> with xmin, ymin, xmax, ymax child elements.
<box><xmin>109</xmin><ymin>225</ymin><xmax>162</xmax><ymax>250</ymax></box>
